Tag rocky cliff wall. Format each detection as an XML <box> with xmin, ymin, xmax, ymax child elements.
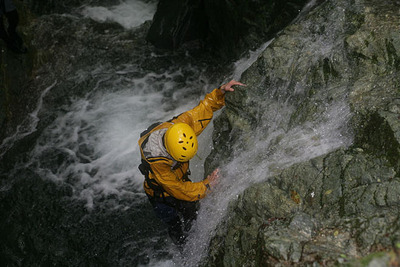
<box><xmin>204</xmin><ymin>0</ymin><xmax>400</xmax><ymax>265</ymax></box>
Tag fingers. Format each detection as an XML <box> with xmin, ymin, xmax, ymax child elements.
<box><xmin>223</xmin><ymin>86</ymin><xmax>235</xmax><ymax>92</ymax></box>
<box><xmin>208</xmin><ymin>168</ymin><xmax>220</xmax><ymax>188</ymax></box>
<box><xmin>208</xmin><ymin>169</ymin><xmax>219</xmax><ymax>180</ymax></box>
<box><xmin>213</xmin><ymin>168</ymin><xmax>220</xmax><ymax>179</ymax></box>
<box><xmin>221</xmin><ymin>80</ymin><xmax>247</xmax><ymax>93</ymax></box>
<box><xmin>229</xmin><ymin>80</ymin><xmax>246</xmax><ymax>87</ymax></box>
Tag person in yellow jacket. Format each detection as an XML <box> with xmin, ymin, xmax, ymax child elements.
<box><xmin>138</xmin><ymin>80</ymin><xmax>245</xmax><ymax>244</ymax></box>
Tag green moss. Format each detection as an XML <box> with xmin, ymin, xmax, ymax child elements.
<box><xmin>359</xmin><ymin>251</ymin><xmax>388</xmax><ymax>266</ymax></box>
<box><xmin>344</xmin><ymin>250</ymin><xmax>398</xmax><ymax>267</ymax></box>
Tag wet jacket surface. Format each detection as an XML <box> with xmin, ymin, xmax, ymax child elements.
<box><xmin>139</xmin><ymin>88</ymin><xmax>225</xmax><ymax>202</ymax></box>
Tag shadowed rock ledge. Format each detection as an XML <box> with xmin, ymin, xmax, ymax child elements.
<box><xmin>147</xmin><ymin>0</ymin><xmax>311</xmax><ymax>60</ymax></box>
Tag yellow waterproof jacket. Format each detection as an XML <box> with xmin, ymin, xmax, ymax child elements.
<box><xmin>138</xmin><ymin>88</ymin><xmax>225</xmax><ymax>202</ymax></box>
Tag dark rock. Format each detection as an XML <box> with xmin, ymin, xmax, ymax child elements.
<box><xmin>146</xmin><ymin>0</ymin><xmax>208</xmax><ymax>50</ymax></box>
<box><xmin>0</xmin><ymin>171</ymin><xmax>165</xmax><ymax>266</ymax></box>
<box><xmin>147</xmin><ymin>0</ymin><xmax>311</xmax><ymax>60</ymax></box>
<box><xmin>24</xmin><ymin>0</ymin><xmax>87</xmax><ymax>15</ymax></box>
<box><xmin>0</xmin><ymin>1</ymin><xmax>36</xmax><ymax>142</ymax></box>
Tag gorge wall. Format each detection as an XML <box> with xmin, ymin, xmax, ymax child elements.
<box><xmin>204</xmin><ymin>0</ymin><xmax>400</xmax><ymax>265</ymax></box>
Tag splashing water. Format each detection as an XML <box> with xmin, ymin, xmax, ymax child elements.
<box><xmin>176</xmin><ymin>3</ymin><xmax>356</xmax><ymax>265</ymax></box>
<box><xmin>81</xmin><ymin>0</ymin><xmax>157</xmax><ymax>29</ymax></box>
<box><xmin>23</xmin><ymin>65</ymin><xmax>215</xmax><ymax>210</ymax></box>
<box><xmin>180</xmin><ymin>95</ymin><xmax>353</xmax><ymax>266</ymax></box>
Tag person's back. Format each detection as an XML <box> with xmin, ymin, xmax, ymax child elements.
<box><xmin>138</xmin><ymin>80</ymin><xmax>245</xmax><ymax>244</ymax></box>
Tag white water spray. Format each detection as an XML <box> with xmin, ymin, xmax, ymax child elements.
<box><xmin>81</xmin><ymin>0</ymin><xmax>157</xmax><ymax>29</ymax></box>
<box><xmin>181</xmin><ymin>86</ymin><xmax>353</xmax><ymax>267</ymax></box>
<box><xmin>178</xmin><ymin>4</ymin><xmax>354</xmax><ymax>264</ymax></box>
<box><xmin>25</xmin><ymin>64</ymin><xmax>213</xmax><ymax>210</ymax></box>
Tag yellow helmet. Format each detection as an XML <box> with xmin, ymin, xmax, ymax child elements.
<box><xmin>164</xmin><ymin>123</ymin><xmax>198</xmax><ymax>162</ymax></box>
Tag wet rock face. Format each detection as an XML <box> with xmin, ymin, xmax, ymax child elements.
<box><xmin>205</xmin><ymin>0</ymin><xmax>400</xmax><ymax>265</ymax></box>
<box><xmin>147</xmin><ymin>0</ymin><xmax>310</xmax><ymax>60</ymax></box>
<box><xmin>207</xmin><ymin>149</ymin><xmax>400</xmax><ymax>266</ymax></box>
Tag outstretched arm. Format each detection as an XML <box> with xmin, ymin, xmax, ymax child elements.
<box><xmin>172</xmin><ymin>80</ymin><xmax>246</xmax><ymax>135</ymax></box>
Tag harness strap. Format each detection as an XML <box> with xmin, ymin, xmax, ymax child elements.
<box><xmin>139</xmin><ymin>159</ymin><xmax>192</xmax><ymax>202</ymax></box>
<box><xmin>140</xmin><ymin>121</ymin><xmax>162</xmax><ymax>137</ymax></box>
<box><xmin>139</xmin><ymin>159</ymin><xmax>167</xmax><ymax>200</ymax></box>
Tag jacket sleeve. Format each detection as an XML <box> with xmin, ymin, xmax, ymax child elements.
<box><xmin>172</xmin><ymin>88</ymin><xmax>225</xmax><ymax>136</ymax></box>
<box><xmin>150</xmin><ymin>161</ymin><xmax>211</xmax><ymax>202</ymax></box>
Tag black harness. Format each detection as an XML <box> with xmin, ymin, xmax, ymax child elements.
<box><xmin>139</xmin><ymin>158</ymin><xmax>168</xmax><ymax>199</ymax></box>
<box><xmin>138</xmin><ymin>122</ymin><xmax>167</xmax><ymax>199</ymax></box>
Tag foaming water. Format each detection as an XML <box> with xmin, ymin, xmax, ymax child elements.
<box><xmin>81</xmin><ymin>0</ymin><xmax>157</xmax><ymax>29</ymax></box>
<box><xmin>26</xmin><ymin>66</ymin><xmax>212</xmax><ymax>209</ymax></box>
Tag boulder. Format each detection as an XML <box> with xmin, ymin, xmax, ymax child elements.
<box><xmin>147</xmin><ymin>0</ymin><xmax>310</xmax><ymax>59</ymax></box>
<box><xmin>146</xmin><ymin>0</ymin><xmax>208</xmax><ymax>50</ymax></box>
